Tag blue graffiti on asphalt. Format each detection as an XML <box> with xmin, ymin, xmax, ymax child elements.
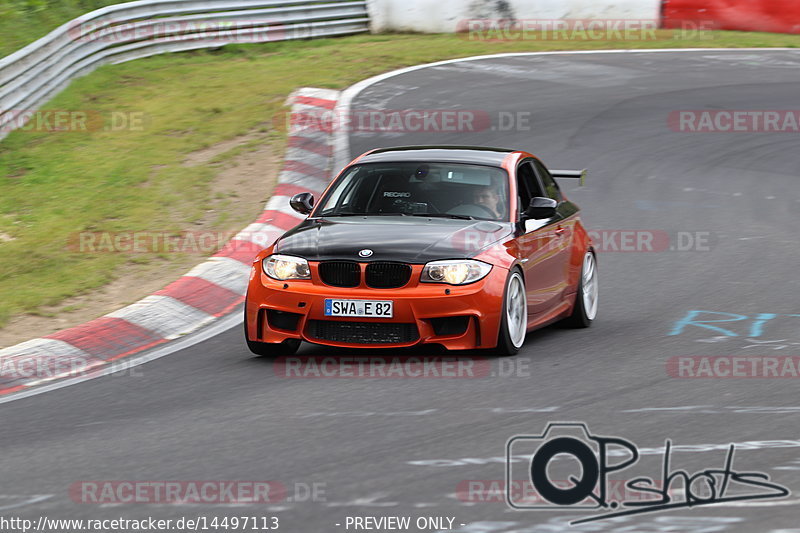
<box><xmin>669</xmin><ymin>310</ymin><xmax>800</xmax><ymax>342</ymax></box>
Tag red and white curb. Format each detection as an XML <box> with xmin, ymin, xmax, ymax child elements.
<box><xmin>0</xmin><ymin>87</ymin><xmax>341</xmax><ymax>396</ymax></box>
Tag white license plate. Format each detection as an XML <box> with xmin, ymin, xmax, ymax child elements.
<box><xmin>324</xmin><ymin>299</ymin><xmax>393</xmax><ymax>318</ymax></box>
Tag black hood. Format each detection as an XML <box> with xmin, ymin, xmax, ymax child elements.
<box><xmin>275</xmin><ymin>216</ymin><xmax>513</xmax><ymax>263</ymax></box>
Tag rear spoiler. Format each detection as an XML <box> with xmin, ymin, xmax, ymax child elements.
<box><xmin>550</xmin><ymin>169</ymin><xmax>587</xmax><ymax>186</ymax></box>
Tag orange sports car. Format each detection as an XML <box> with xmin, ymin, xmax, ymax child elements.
<box><xmin>244</xmin><ymin>146</ymin><xmax>597</xmax><ymax>356</ymax></box>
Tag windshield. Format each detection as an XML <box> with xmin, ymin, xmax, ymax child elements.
<box><xmin>317</xmin><ymin>162</ymin><xmax>510</xmax><ymax>221</ymax></box>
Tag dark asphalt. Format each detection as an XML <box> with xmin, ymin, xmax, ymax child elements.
<box><xmin>2</xmin><ymin>50</ymin><xmax>800</xmax><ymax>533</ymax></box>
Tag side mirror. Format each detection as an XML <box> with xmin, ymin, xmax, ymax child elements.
<box><xmin>525</xmin><ymin>197</ymin><xmax>557</xmax><ymax>220</ymax></box>
<box><xmin>290</xmin><ymin>192</ymin><xmax>314</xmax><ymax>215</ymax></box>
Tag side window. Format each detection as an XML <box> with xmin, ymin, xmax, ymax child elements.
<box><xmin>516</xmin><ymin>161</ymin><xmax>543</xmax><ymax>217</ymax></box>
<box><xmin>533</xmin><ymin>160</ymin><xmax>563</xmax><ymax>202</ymax></box>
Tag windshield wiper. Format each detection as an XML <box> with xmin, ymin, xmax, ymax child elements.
<box><xmin>322</xmin><ymin>212</ymin><xmax>409</xmax><ymax>217</ymax></box>
<box><xmin>409</xmin><ymin>213</ymin><xmax>475</xmax><ymax>220</ymax></box>
<box><xmin>322</xmin><ymin>213</ymin><xmax>475</xmax><ymax>220</ymax></box>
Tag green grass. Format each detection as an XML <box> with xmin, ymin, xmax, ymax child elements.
<box><xmin>0</xmin><ymin>0</ymin><xmax>127</xmax><ymax>57</ymax></box>
<box><xmin>1</xmin><ymin>31</ymin><xmax>800</xmax><ymax>328</ymax></box>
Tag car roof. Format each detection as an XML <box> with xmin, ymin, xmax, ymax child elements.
<box><xmin>356</xmin><ymin>146</ymin><xmax>519</xmax><ymax>167</ymax></box>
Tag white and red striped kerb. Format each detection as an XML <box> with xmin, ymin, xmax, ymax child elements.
<box><xmin>0</xmin><ymin>88</ymin><xmax>341</xmax><ymax>395</ymax></box>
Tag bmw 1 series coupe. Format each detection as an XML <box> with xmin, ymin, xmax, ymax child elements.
<box><xmin>244</xmin><ymin>146</ymin><xmax>597</xmax><ymax>356</ymax></box>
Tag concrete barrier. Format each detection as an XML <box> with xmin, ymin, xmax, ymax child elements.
<box><xmin>367</xmin><ymin>0</ymin><xmax>662</xmax><ymax>33</ymax></box>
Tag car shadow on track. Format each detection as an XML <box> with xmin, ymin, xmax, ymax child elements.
<box><xmin>239</xmin><ymin>322</ymin><xmax>570</xmax><ymax>364</ymax></box>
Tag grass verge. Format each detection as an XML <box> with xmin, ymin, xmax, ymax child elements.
<box><xmin>1</xmin><ymin>30</ymin><xmax>800</xmax><ymax>332</ymax></box>
<box><xmin>0</xmin><ymin>0</ymin><xmax>125</xmax><ymax>57</ymax></box>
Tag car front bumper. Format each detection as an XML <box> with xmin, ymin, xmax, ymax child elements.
<box><xmin>245</xmin><ymin>262</ymin><xmax>508</xmax><ymax>350</ymax></box>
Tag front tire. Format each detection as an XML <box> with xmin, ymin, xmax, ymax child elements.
<box><xmin>496</xmin><ymin>269</ymin><xmax>528</xmax><ymax>356</ymax></box>
<box><xmin>246</xmin><ymin>338</ymin><xmax>301</xmax><ymax>357</ymax></box>
<box><xmin>562</xmin><ymin>250</ymin><xmax>598</xmax><ymax>328</ymax></box>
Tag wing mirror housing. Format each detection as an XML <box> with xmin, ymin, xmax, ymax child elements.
<box><xmin>524</xmin><ymin>197</ymin><xmax>558</xmax><ymax>220</ymax></box>
<box><xmin>290</xmin><ymin>192</ymin><xmax>315</xmax><ymax>215</ymax></box>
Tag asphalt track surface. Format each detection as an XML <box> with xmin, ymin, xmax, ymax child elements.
<box><xmin>3</xmin><ymin>50</ymin><xmax>800</xmax><ymax>533</ymax></box>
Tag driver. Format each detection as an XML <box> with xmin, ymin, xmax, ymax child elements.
<box><xmin>473</xmin><ymin>185</ymin><xmax>505</xmax><ymax>219</ymax></box>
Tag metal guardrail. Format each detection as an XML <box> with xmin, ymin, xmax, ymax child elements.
<box><xmin>0</xmin><ymin>0</ymin><xmax>369</xmax><ymax>139</ymax></box>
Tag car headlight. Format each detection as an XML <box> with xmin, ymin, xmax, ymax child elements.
<box><xmin>263</xmin><ymin>254</ymin><xmax>311</xmax><ymax>281</ymax></box>
<box><xmin>420</xmin><ymin>260</ymin><xmax>492</xmax><ymax>285</ymax></box>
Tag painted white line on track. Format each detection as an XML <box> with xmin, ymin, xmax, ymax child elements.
<box><xmin>0</xmin><ymin>495</ymin><xmax>53</xmax><ymax>511</ymax></box>
<box><xmin>707</xmin><ymin>498</ymin><xmax>800</xmax><ymax>508</ymax></box>
<box><xmin>407</xmin><ymin>439</ymin><xmax>800</xmax><ymax>466</ymax></box>
<box><xmin>332</xmin><ymin>48</ymin><xmax>799</xmax><ymax>174</ymax></box>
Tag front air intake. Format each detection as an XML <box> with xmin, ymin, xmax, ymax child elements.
<box><xmin>307</xmin><ymin>320</ymin><xmax>419</xmax><ymax>344</ymax></box>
